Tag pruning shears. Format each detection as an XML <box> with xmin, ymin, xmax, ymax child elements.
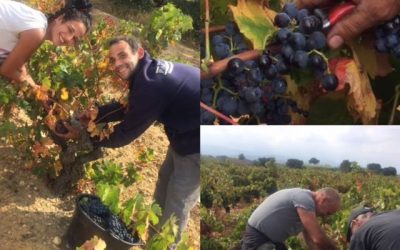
<box><xmin>322</xmin><ymin>2</ymin><xmax>356</xmax><ymax>29</ymax></box>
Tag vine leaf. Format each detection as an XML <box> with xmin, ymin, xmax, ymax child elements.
<box><xmin>229</xmin><ymin>0</ymin><xmax>277</xmax><ymax>49</ymax></box>
<box><xmin>329</xmin><ymin>58</ymin><xmax>377</xmax><ymax>124</ymax></box>
<box><xmin>349</xmin><ymin>40</ymin><xmax>393</xmax><ymax>78</ymax></box>
<box><xmin>284</xmin><ymin>76</ymin><xmax>310</xmax><ymax>125</ymax></box>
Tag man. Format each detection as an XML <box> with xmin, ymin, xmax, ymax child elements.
<box><xmin>242</xmin><ymin>187</ymin><xmax>341</xmax><ymax>250</ymax></box>
<box><xmin>297</xmin><ymin>0</ymin><xmax>400</xmax><ymax>49</ymax></box>
<box><xmin>347</xmin><ymin>207</ymin><xmax>400</xmax><ymax>250</ymax></box>
<box><xmin>65</xmin><ymin>36</ymin><xmax>200</xmax><ymax>243</ymax></box>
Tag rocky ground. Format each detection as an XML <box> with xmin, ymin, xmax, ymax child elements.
<box><xmin>0</xmin><ymin>124</ymin><xmax>199</xmax><ymax>250</ymax></box>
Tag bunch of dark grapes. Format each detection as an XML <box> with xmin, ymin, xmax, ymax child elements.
<box><xmin>212</xmin><ymin>22</ymin><xmax>250</xmax><ymax>60</ymax></box>
<box><xmin>80</xmin><ymin>196</ymin><xmax>109</xmax><ymax>229</ymax></box>
<box><xmin>272</xmin><ymin>3</ymin><xmax>338</xmax><ymax>91</ymax></box>
<box><xmin>108</xmin><ymin>214</ymin><xmax>137</xmax><ymax>243</ymax></box>
<box><xmin>201</xmin><ymin>3</ymin><xmax>338</xmax><ymax>125</ymax></box>
<box><xmin>79</xmin><ymin>196</ymin><xmax>137</xmax><ymax>243</ymax></box>
<box><xmin>375</xmin><ymin>15</ymin><xmax>400</xmax><ymax>58</ymax></box>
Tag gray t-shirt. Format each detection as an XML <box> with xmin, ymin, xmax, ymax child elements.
<box><xmin>248</xmin><ymin>188</ymin><xmax>315</xmax><ymax>242</ymax></box>
<box><xmin>350</xmin><ymin>210</ymin><xmax>400</xmax><ymax>250</ymax></box>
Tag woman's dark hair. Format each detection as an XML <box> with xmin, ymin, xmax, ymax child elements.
<box><xmin>47</xmin><ymin>0</ymin><xmax>93</xmax><ymax>32</ymax></box>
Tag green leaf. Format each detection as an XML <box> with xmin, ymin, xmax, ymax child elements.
<box><xmin>229</xmin><ymin>0</ymin><xmax>277</xmax><ymax>49</ymax></box>
<box><xmin>42</xmin><ymin>76</ymin><xmax>52</xmax><ymax>89</ymax></box>
<box><xmin>97</xmin><ymin>183</ymin><xmax>120</xmax><ymax>214</ymax></box>
<box><xmin>122</xmin><ymin>199</ymin><xmax>135</xmax><ymax>226</ymax></box>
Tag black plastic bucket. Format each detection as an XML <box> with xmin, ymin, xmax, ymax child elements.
<box><xmin>66</xmin><ymin>194</ymin><xmax>143</xmax><ymax>250</ymax></box>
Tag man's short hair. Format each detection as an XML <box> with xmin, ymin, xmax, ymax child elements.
<box><xmin>108</xmin><ymin>36</ymin><xmax>142</xmax><ymax>54</ymax></box>
<box><xmin>317</xmin><ymin>187</ymin><xmax>340</xmax><ymax>204</ymax></box>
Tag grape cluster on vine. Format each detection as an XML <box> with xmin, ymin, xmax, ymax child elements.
<box><xmin>201</xmin><ymin>3</ymin><xmax>339</xmax><ymax>125</ymax></box>
<box><xmin>375</xmin><ymin>15</ymin><xmax>400</xmax><ymax>58</ymax></box>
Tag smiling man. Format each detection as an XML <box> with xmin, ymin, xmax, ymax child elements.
<box><xmin>79</xmin><ymin>36</ymin><xmax>200</xmax><ymax>244</ymax></box>
<box><xmin>243</xmin><ymin>187</ymin><xmax>340</xmax><ymax>250</ymax></box>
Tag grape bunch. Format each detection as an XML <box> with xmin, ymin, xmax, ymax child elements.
<box><xmin>79</xmin><ymin>196</ymin><xmax>137</xmax><ymax>243</ymax></box>
<box><xmin>271</xmin><ymin>3</ymin><xmax>338</xmax><ymax>91</ymax></box>
<box><xmin>80</xmin><ymin>196</ymin><xmax>110</xmax><ymax>229</ymax></box>
<box><xmin>201</xmin><ymin>3</ymin><xmax>339</xmax><ymax>125</ymax></box>
<box><xmin>211</xmin><ymin>22</ymin><xmax>250</xmax><ymax>60</ymax></box>
<box><xmin>375</xmin><ymin>15</ymin><xmax>400</xmax><ymax>58</ymax></box>
<box><xmin>108</xmin><ymin>214</ymin><xmax>137</xmax><ymax>243</ymax></box>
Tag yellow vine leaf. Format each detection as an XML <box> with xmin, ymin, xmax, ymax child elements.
<box><xmin>60</xmin><ymin>87</ymin><xmax>69</xmax><ymax>101</ymax></box>
<box><xmin>330</xmin><ymin>58</ymin><xmax>377</xmax><ymax>124</ymax></box>
<box><xmin>229</xmin><ymin>0</ymin><xmax>277</xmax><ymax>49</ymax></box>
<box><xmin>35</xmin><ymin>87</ymin><xmax>48</xmax><ymax>101</ymax></box>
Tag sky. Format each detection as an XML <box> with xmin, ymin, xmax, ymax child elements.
<box><xmin>201</xmin><ymin>126</ymin><xmax>400</xmax><ymax>172</ymax></box>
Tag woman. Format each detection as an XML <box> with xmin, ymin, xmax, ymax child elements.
<box><xmin>0</xmin><ymin>0</ymin><xmax>92</xmax><ymax>89</ymax></box>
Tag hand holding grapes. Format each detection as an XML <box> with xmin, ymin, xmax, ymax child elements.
<box><xmin>297</xmin><ymin>0</ymin><xmax>400</xmax><ymax>48</ymax></box>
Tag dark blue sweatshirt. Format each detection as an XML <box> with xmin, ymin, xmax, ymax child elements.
<box><xmin>92</xmin><ymin>52</ymin><xmax>200</xmax><ymax>155</ymax></box>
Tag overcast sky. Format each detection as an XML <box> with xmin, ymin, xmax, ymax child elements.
<box><xmin>201</xmin><ymin>126</ymin><xmax>400</xmax><ymax>171</ymax></box>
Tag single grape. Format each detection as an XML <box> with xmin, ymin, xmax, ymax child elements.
<box><xmin>283</xmin><ymin>3</ymin><xmax>298</xmax><ymax>19</ymax></box>
<box><xmin>272</xmin><ymin>78</ymin><xmax>288</xmax><ymax>95</ymax></box>
<box><xmin>247</xmin><ymin>68</ymin><xmax>263</xmax><ymax>85</ymax></box>
<box><xmin>385</xmin><ymin>34</ymin><xmax>399</xmax><ymax>49</ymax></box>
<box><xmin>212</xmin><ymin>35</ymin><xmax>224</xmax><ymax>45</ymax></box>
<box><xmin>214</xmin><ymin>43</ymin><xmax>231</xmax><ymax>59</ymax></box>
<box><xmin>244</xmin><ymin>87</ymin><xmax>263</xmax><ymax>103</ymax></box>
<box><xmin>290</xmin><ymin>32</ymin><xmax>306</xmax><ymax>50</ymax></box>
<box><xmin>274</xmin><ymin>13</ymin><xmax>291</xmax><ymax>28</ymax></box>
<box><xmin>299</xmin><ymin>15</ymin><xmax>322</xmax><ymax>34</ymax></box>
<box><xmin>293</xmin><ymin>50</ymin><xmax>309</xmax><ymax>68</ymax></box>
<box><xmin>308</xmin><ymin>31</ymin><xmax>327</xmax><ymax>50</ymax></box>
<box><xmin>321</xmin><ymin>74</ymin><xmax>339</xmax><ymax>91</ymax></box>
<box><xmin>309</xmin><ymin>54</ymin><xmax>327</xmax><ymax>71</ymax></box>
<box><xmin>296</xmin><ymin>9</ymin><xmax>309</xmax><ymax>23</ymax></box>
<box><xmin>281</xmin><ymin>45</ymin><xmax>294</xmax><ymax>62</ymax></box>
<box><xmin>227</xmin><ymin>58</ymin><xmax>245</xmax><ymax>75</ymax></box>
<box><xmin>276</xmin><ymin>28</ymin><xmax>292</xmax><ymax>44</ymax></box>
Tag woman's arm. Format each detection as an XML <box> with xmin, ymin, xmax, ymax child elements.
<box><xmin>0</xmin><ymin>28</ymin><xmax>45</xmax><ymax>87</ymax></box>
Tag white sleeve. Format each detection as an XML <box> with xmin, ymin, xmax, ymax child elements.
<box><xmin>0</xmin><ymin>1</ymin><xmax>48</xmax><ymax>32</ymax></box>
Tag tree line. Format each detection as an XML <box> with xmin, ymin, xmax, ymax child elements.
<box><xmin>235</xmin><ymin>154</ymin><xmax>398</xmax><ymax>176</ymax></box>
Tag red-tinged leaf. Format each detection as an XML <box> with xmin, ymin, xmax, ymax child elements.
<box><xmin>329</xmin><ymin>58</ymin><xmax>378</xmax><ymax>124</ymax></box>
<box><xmin>229</xmin><ymin>0</ymin><xmax>277</xmax><ymax>49</ymax></box>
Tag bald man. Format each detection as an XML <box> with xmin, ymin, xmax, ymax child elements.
<box><xmin>242</xmin><ymin>187</ymin><xmax>341</xmax><ymax>250</ymax></box>
<box><xmin>296</xmin><ymin>0</ymin><xmax>400</xmax><ymax>49</ymax></box>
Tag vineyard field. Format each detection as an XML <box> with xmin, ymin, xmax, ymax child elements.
<box><xmin>200</xmin><ymin>156</ymin><xmax>400</xmax><ymax>250</ymax></box>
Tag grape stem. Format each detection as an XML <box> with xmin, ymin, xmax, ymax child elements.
<box><xmin>200</xmin><ymin>102</ymin><xmax>238</xmax><ymax>125</ymax></box>
<box><xmin>204</xmin><ymin>0</ymin><xmax>211</xmax><ymax>64</ymax></box>
<box><xmin>201</xmin><ymin>50</ymin><xmax>262</xmax><ymax>80</ymax></box>
<box><xmin>388</xmin><ymin>84</ymin><xmax>400</xmax><ymax>125</ymax></box>
<box><xmin>308</xmin><ymin>50</ymin><xmax>331</xmax><ymax>73</ymax></box>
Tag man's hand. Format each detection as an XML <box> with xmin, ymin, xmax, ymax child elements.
<box><xmin>297</xmin><ymin>208</ymin><xmax>337</xmax><ymax>250</ymax></box>
<box><xmin>78</xmin><ymin>108</ymin><xmax>99</xmax><ymax>127</ymax></box>
<box><xmin>296</xmin><ymin>0</ymin><xmax>400</xmax><ymax>49</ymax></box>
<box><xmin>53</xmin><ymin>121</ymin><xmax>80</xmax><ymax>140</ymax></box>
